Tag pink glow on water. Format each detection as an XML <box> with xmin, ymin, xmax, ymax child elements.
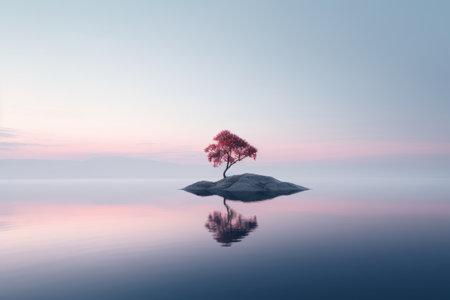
<box><xmin>1</xmin><ymin>202</ymin><xmax>212</xmax><ymax>271</ymax></box>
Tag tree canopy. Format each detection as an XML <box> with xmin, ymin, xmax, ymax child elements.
<box><xmin>204</xmin><ymin>130</ymin><xmax>257</xmax><ymax>178</ymax></box>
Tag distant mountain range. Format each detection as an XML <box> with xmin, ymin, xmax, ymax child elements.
<box><xmin>0</xmin><ymin>157</ymin><xmax>215</xmax><ymax>179</ymax></box>
<box><xmin>1</xmin><ymin>155</ymin><xmax>449</xmax><ymax>179</ymax></box>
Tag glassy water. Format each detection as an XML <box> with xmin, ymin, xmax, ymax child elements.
<box><xmin>1</xmin><ymin>178</ymin><xmax>449</xmax><ymax>299</ymax></box>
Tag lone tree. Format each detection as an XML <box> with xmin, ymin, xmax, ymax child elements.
<box><xmin>205</xmin><ymin>130</ymin><xmax>257</xmax><ymax>178</ymax></box>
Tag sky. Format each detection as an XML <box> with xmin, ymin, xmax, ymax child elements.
<box><xmin>0</xmin><ymin>0</ymin><xmax>449</xmax><ymax>164</ymax></box>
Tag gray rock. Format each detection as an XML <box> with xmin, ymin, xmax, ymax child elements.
<box><xmin>183</xmin><ymin>173</ymin><xmax>308</xmax><ymax>202</ymax></box>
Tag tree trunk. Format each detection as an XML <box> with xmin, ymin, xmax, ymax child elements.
<box><xmin>223</xmin><ymin>166</ymin><xmax>229</xmax><ymax>178</ymax></box>
<box><xmin>223</xmin><ymin>155</ymin><xmax>231</xmax><ymax>178</ymax></box>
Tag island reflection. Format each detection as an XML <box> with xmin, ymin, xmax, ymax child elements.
<box><xmin>205</xmin><ymin>198</ymin><xmax>258</xmax><ymax>247</ymax></box>
<box><xmin>187</xmin><ymin>189</ymin><xmax>307</xmax><ymax>247</ymax></box>
<box><xmin>186</xmin><ymin>187</ymin><xmax>307</xmax><ymax>246</ymax></box>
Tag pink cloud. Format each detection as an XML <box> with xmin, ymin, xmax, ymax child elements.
<box><xmin>2</xmin><ymin>133</ymin><xmax>449</xmax><ymax>163</ymax></box>
<box><xmin>258</xmin><ymin>140</ymin><xmax>450</xmax><ymax>162</ymax></box>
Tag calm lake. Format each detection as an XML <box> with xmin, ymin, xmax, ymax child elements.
<box><xmin>1</xmin><ymin>177</ymin><xmax>449</xmax><ymax>299</ymax></box>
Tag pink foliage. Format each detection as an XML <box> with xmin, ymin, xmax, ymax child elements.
<box><xmin>204</xmin><ymin>130</ymin><xmax>257</xmax><ymax>177</ymax></box>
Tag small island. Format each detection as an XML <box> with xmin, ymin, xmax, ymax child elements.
<box><xmin>183</xmin><ymin>173</ymin><xmax>308</xmax><ymax>201</ymax></box>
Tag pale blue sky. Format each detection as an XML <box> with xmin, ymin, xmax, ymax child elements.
<box><xmin>0</xmin><ymin>0</ymin><xmax>449</xmax><ymax>162</ymax></box>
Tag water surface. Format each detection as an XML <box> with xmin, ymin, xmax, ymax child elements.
<box><xmin>1</xmin><ymin>178</ymin><xmax>449</xmax><ymax>299</ymax></box>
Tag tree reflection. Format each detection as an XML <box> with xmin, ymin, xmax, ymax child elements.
<box><xmin>205</xmin><ymin>198</ymin><xmax>258</xmax><ymax>247</ymax></box>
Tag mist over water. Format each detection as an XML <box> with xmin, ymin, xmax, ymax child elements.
<box><xmin>1</xmin><ymin>177</ymin><xmax>449</xmax><ymax>299</ymax></box>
